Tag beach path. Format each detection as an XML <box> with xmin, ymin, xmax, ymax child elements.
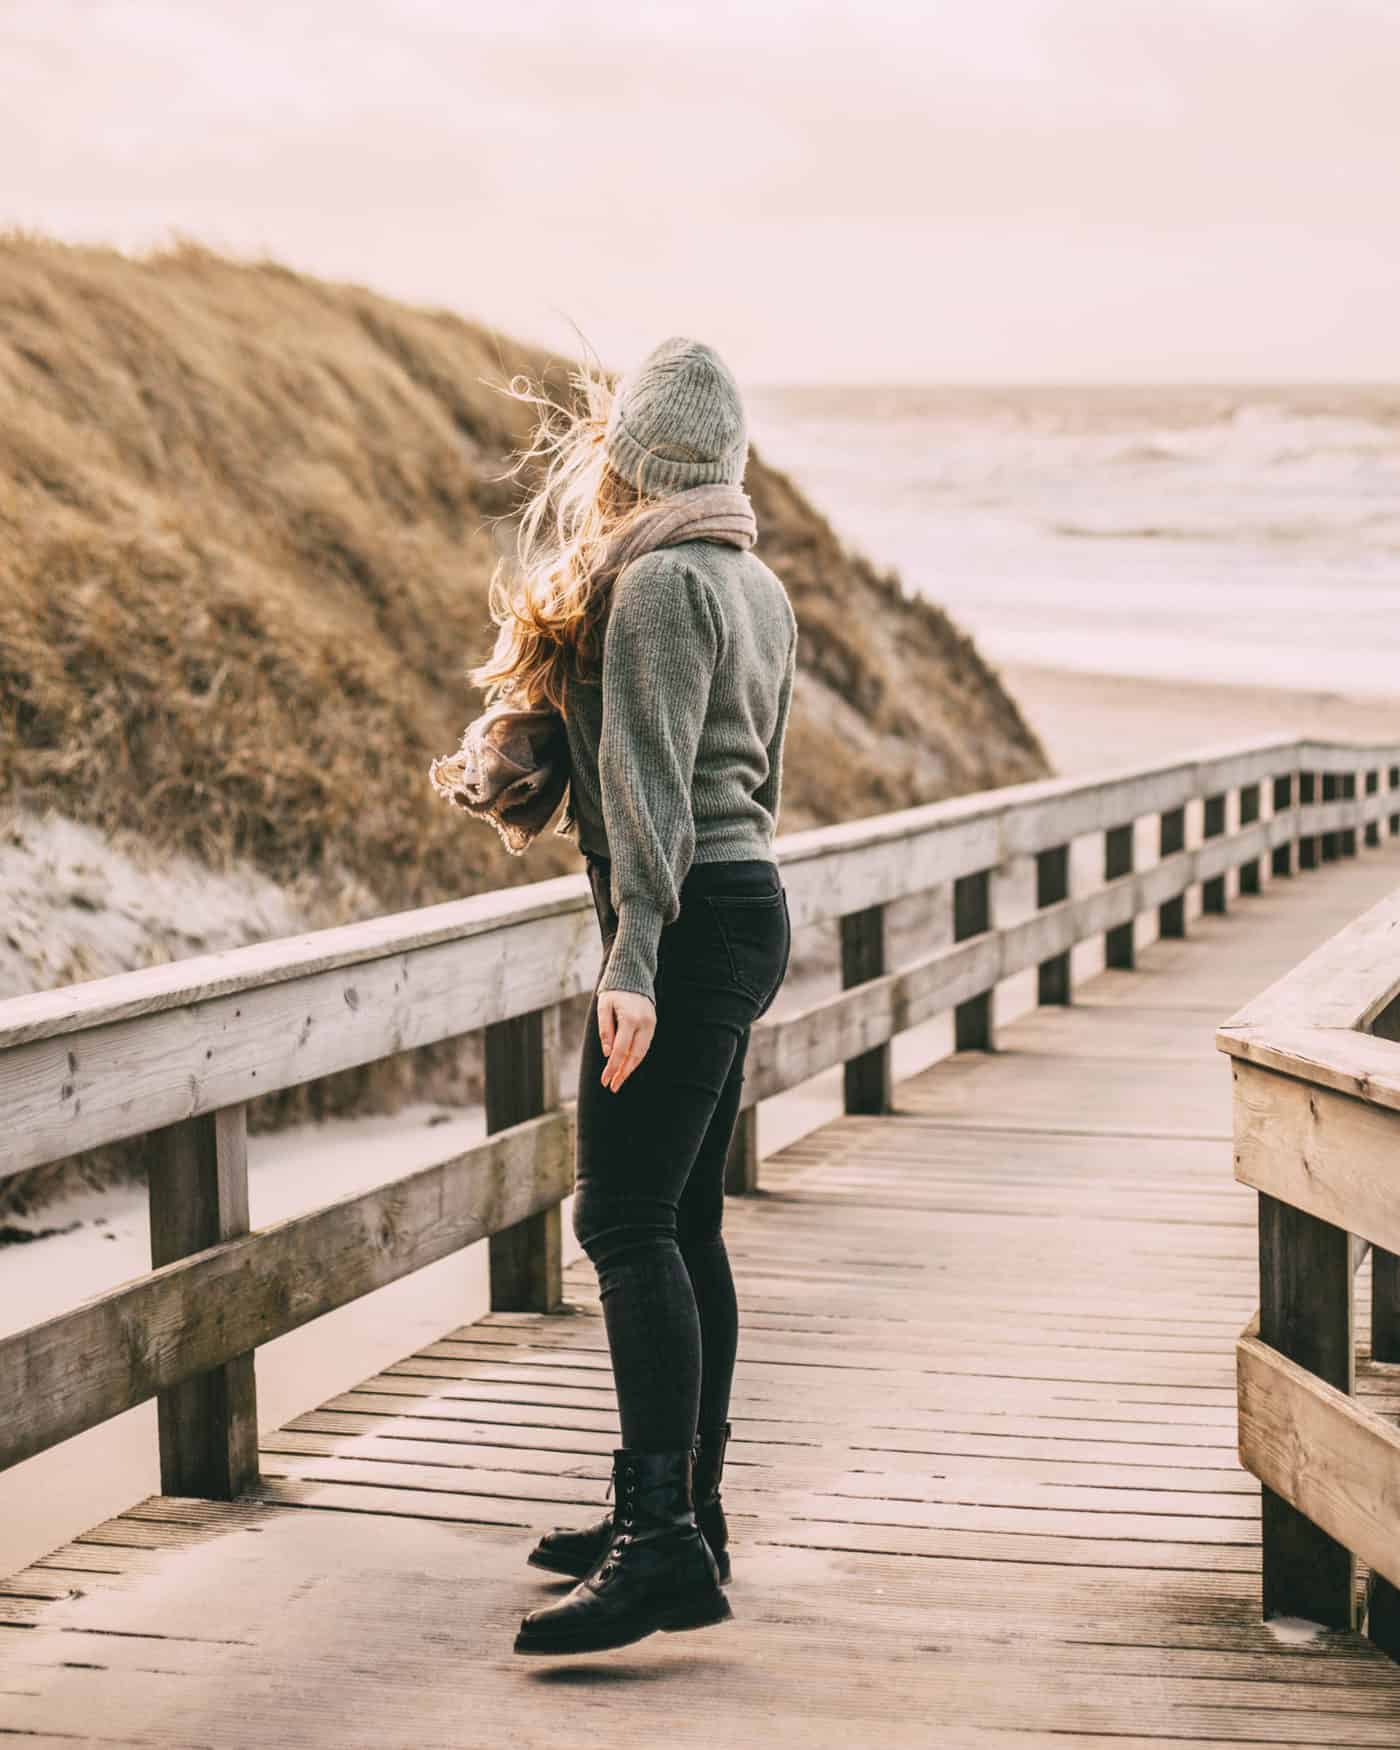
<box><xmin>5</xmin><ymin>843</ymin><xmax>1400</xmax><ymax>1747</ymax></box>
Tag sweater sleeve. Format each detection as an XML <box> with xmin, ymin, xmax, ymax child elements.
<box><xmin>753</xmin><ymin>620</ymin><xmax>796</xmax><ymax>828</ymax></box>
<box><xmin>596</xmin><ymin>551</ymin><xmax>720</xmax><ymax>1002</ymax></box>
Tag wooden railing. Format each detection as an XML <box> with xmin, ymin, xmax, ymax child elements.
<box><xmin>3</xmin><ymin>738</ymin><xmax>1398</xmax><ymax>1507</ymax></box>
<box><xmin>1219</xmin><ymin>799</ymin><xmax>1400</xmax><ymax>1654</ymax></box>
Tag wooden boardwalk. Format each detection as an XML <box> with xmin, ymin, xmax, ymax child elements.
<box><xmin>6</xmin><ymin>846</ymin><xmax>1400</xmax><ymax>1748</ymax></box>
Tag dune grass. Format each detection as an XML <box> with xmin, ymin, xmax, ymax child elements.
<box><xmin>0</xmin><ymin>235</ymin><xmax>1046</xmax><ymax>916</ymax></box>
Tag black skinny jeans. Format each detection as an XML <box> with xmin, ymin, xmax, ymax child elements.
<box><xmin>573</xmin><ymin>854</ymin><xmax>791</xmax><ymax>1454</ymax></box>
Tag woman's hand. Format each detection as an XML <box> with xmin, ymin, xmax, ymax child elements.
<box><xmin>597</xmin><ymin>990</ymin><xmax>657</xmax><ymax>1092</ymax></box>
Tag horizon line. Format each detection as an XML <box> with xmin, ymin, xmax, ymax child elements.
<box><xmin>748</xmin><ymin>377</ymin><xmax>1400</xmax><ymax>392</ymax></box>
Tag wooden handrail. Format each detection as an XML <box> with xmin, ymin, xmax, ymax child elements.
<box><xmin>2</xmin><ymin>735</ymin><xmax>1398</xmax><ymax>1507</ymax></box>
<box><xmin>3</xmin><ymin>735</ymin><xmax>1392</xmax><ymax>1177</ymax></box>
<box><xmin>1218</xmin><ymin>869</ymin><xmax>1400</xmax><ymax>1654</ymax></box>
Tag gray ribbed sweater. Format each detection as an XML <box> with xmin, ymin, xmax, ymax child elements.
<box><xmin>564</xmin><ymin>538</ymin><xmax>798</xmax><ymax>1002</ymax></box>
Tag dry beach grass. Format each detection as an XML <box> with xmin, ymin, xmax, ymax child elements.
<box><xmin>0</xmin><ymin>234</ymin><xmax>1045</xmax><ymax>905</ymax></box>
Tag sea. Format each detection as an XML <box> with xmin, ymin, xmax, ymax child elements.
<box><xmin>747</xmin><ymin>385</ymin><xmax>1399</xmax><ymax>696</ymax></box>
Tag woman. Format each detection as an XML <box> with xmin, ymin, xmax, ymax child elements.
<box><xmin>474</xmin><ymin>338</ymin><xmax>796</xmax><ymax>1657</ymax></box>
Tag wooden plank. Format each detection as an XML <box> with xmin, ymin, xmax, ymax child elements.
<box><xmin>724</xmin><ymin>1106</ymin><xmax>761</xmax><ymax>1196</ymax></box>
<box><xmin>1300</xmin><ymin>740</ymin><xmax>1400</xmax><ymax>774</ymax></box>
<box><xmin>1256</xmin><ymin>1198</ymin><xmax>1357</xmax><ymax>1627</ymax></box>
<box><xmin>0</xmin><ymin>870</ymin><xmax>597</xmax><ymax>1052</ymax></box>
<box><xmin>1232</xmin><ymin>1059</ymin><xmax>1400</xmax><ymax>1253</ymax></box>
<box><xmin>1271</xmin><ymin>778</ymin><xmax>1295</xmax><ymax>879</ymax></box>
<box><xmin>147</xmin><ymin>1107</ymin><xmax>259</xmax><ymax>1499</ymax></box>
<box><xmin>1220</xmin><ymin>1024</ymin><xmax>1400</xmax><ymax>1117</ymax></box>
<box><xmin>0</xmin><ymin>909</ymin><xmax>600</xmax><ymax>1177</ymax></box>
<box><xmin>1298</xmin><ymin>768</ymin><xmax>1320</xmax><ymax>862</ymax></box>
<box><xmin>1104</xmin><ymin>823</ymin><xmax>1135</xmax><ymax>969</ymax></box>
<box><xmin>1159</xmin><ymin>805</ymin><xmax>1187</xmax><ymax>939</ymax></box>
<box><xmin>1342</xmin><ymin>771</ymin><xmax>1360</xmax><ymax>858</ymax></box>
<box><xmin>1203</xmin><ymin>793</ymin><xmax>1228</xmax><ymax>914</ymax></box>
<box><xmin>841</xmin><ymin>903</ymin><xmax>892</xmax><ymax>1114</ymax></box>
<box><xmin>485</xmin><ymin>1006</ymin><xmax>563</xmax><ymax>1313</ymax></box>
<box><xmin>1374</xmin><ymin>1249</ymin><xmax>1400</xmax><ymax>1366</ymax></box>
<box><xmin>1239</xmin><ymin>1331</ymin><xmax>1400</xmax><ymax>1599</ymax></box>
<box><xmin>1369</xmin><ymin>1568</ymin><xmax>1400</xmax><ymax>1662</ymax></box>
<box><xmin>953</xmin><ymin>868</ymin><xmax>993</xmax><ymax>1050</ymax></box>
<box><xmin>1238</xmin><ymin>783</ymin><xmax>1262</xmax><ymax>895</ymax></box>
<box><xmin>1036</xmin><ymin>844</ymin><xmax>1071</xmax><ymax>1005</ymax></box>
<box><xmin>0</xmin><ymin>1110</ymin><xmax>571</xmax><ymax>1470</ymax></box>
<box><xmin>774</xmin><ymin>737</ymin><xmax>1304</xmax><ymax>931</ymax></box>
<box><xmin>1220</xmin><ymin>882</ymin><xmax>1400</xmax><ymax>1038</ymax></box>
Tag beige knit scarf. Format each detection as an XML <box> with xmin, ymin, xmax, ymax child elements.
<box><xmin>429</xmin><ymin>484</ymin><xmax>757</xmax><ymax>854</ymax></box>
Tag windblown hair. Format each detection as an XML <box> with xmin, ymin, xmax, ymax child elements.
<box><xmin>470</xmin><ymin>361</ymin><xmax>652</xmax><ymax>716</ymax></box>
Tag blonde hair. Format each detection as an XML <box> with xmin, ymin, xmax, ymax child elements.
<box><xmin>470</xmin><ymin>360</ymin><xmax>653</xmax><ymax>716</ymax></box>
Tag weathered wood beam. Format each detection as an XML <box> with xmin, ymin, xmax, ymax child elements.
<box><xmin>485</xmin><ymin>1007</ymin><xmax>564</xmax><ymax>1313</ymax></box>
<box><xmin>1254</xmin><ymin>1198</ymin><xmax>1357</xmax><ymax>1628</ymax></box>
<box><xmin>1036</xmin><ymin>845</ymin><xmax>1071</xmax><ymax>1006</ymax></box>
<box><xmin>1231</xmin><ymin>1059</ymin><xmax>1400</xmax><ymax>1253</ymax></box>
<box><xmin>1103</xmin><ymin>824</ymin><xmax>1135</xmax><ymax>969</ymax></box>
<box><xmin>1202</xmin><ymin>793</ymin><xmax>1228</xmax><ymax>914</ymax></box>
<box><xmin>148</xmin><ymin>1107</ymin><xmax>258</xmax><ymax>1499</ymax></box>
<box><xmin>952</xmin><ymin>870</ymin><xmax>993</xmax><ymax>1051</ymax></box>
<box><xmin>841</xmin><ymin>904</ymin><xmax>892</xmax><ymax>1115</ymax></box>
<box><xmin>1238</xmin><ymin>783</ymin><xmax>1261</xmax><ymax>895</ymax></box>
<box><xmin>0</xmin><ymin>1111</ymin><xmax>572</xmax><ymax>1472</ymax></box>
<box><xmin>1158</xmin><ymin>806</ymin><xmax>1186</xmax><ymax>939</ymax></box>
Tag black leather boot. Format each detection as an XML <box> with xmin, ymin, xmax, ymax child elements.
<box><xmin>692</xmin><ymin>1421</ymin><xmax>732</xmax><ymax>1585</ymax></box>
<box><xmin>526</xmin><ymin>1506</ymin><xmax>614</xmax><ymax>1580</ymax></box>
<box><xmin>514</xmin><ymin>1448</ymin><xmax>732</xmax><ymax>1656</ymax></box>
<box><xmin>528</xmin><ymin>1426</ymin><xmax>734</xmax><ymax>1584</ymax></box>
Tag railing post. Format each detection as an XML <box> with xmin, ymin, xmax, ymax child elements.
<box><xmin>1299</xmin><ymin>772</ymin><xmax>1319</xmax><ymax>869</ymax></box>
<box><xmin>1370</xmin><ymin>1003</ymin><xmax>1400</xmax><ymax>1364</ymax></box>
<box><xmin>1257</xmin><ymin>1191</ymin><xmax>1356</xmax><ymax>1628</ymax></box>
<box><xmin>841</xmin><ymin>903</ymin><xmax>892</xmax><ymax>1114</ymax></box>
<box><xmin>147</xmin><ymin>1107</ymin><xmax>259</xmax><ymax>1499</ymax></box>
<box><xmin>1035</xmin><ymin>844</ymin><xmax>1071</xmax><ymax>1004</ymax></box>
<box><xmin>1367</xmin><ymin>1133</ymin><xmax>1400</xmax><ymax>1657</ymax></box>
<box><xmin>1270</xmin><ymin>774</ymin><xmax>1294</xmax><ymax>878</ymax></box>
<box><xmin>724</xmin><ymin>1107</ymin><xmax>760</xmax><ymax>1196</ymax></box>
<box><xmin>953</xmin><ymin>869</ymin><xmax>994</xmax><ymax>1050</ymax></box>
<box><xmin>1365</xmin><ymin>1037</ymin><xmax>1400</xmax><ymax>1661</ymax></box>
<box><xmin>1104</xmin><ymin>823</ymin><xmax>1134</xmax><ymax>969</ymax></box>
<box><xmin>1373</xmin><ymin>1253</ymin><xmax>1400</xmax><ymax>1364</ymax></box>
<box><xmin>1321</xmin><ymin>773</ymin><xmax>1340</xmax><ymax>861</ymax></box>
<box><xmin>1341</xmin><ymin>772</ymin><xmax>1358</xmax><ymax>857</ymax></box>
<box><xmin>1158</xmin><ymin>805</ymin><xmax>1186</xmax><ymax>939</ymax></box>
<box><xmin>1365</xmin><ymin>769</ymin><xmax>1381</xmax><ymax>849</ymax></box>
<box><xmin>1238</xmin><ymin>784</ymin><xmax>1261</xmax><ymax>895</ymax></box>
<box><xmin>1202</xmin><ymin>793</ymin><xmax>1227</xmax><ymax>914</ymax></box>
<box><xmin>1367</xmin><ymin>1573</ymin><xmax>1400</xmax><ymax>1661</ymax></box>
<box><xmin>486</xmin><ymin>1006</ymin><xmax>563</xmax><ymax>1312</ymax></box>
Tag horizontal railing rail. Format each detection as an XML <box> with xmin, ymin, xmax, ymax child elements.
<box><xmin>1219</xmin><ymin>866</ymin><xmax>1400</xmax><ymax>1656</ymax></box>
<box><xmin>3</xmin><ymin>737</ymin><xmax>1398</xmax><ymax>1504</ymax></box>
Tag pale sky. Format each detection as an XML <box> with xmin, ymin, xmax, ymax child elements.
<box><xmin>7</xmin><ymin>0</ymin><xmax>1400</xmax><ymax>381</ymax></box>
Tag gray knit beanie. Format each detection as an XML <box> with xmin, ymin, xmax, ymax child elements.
<box><xmin>604</xmin><ymin>336</ymin><xmax>749</xmax><ymax>498</ymax></box>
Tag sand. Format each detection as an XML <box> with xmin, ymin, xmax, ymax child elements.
<box><xmin>1001</xmin><ymin>662</ymin><xmax>1400</xmax><ymax>778</ymax></box>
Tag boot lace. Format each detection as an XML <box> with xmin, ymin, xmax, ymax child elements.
<box><xmin>594</xmin><ymin>1470</ymin><xmax>637</xmax><ymax>1583</ymax></box>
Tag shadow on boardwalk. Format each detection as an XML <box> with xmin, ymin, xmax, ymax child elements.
<box><xmin>6</xmin><ymin>846</ymin><xmax>1400</xmax><ymax>1748</ymax></box>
